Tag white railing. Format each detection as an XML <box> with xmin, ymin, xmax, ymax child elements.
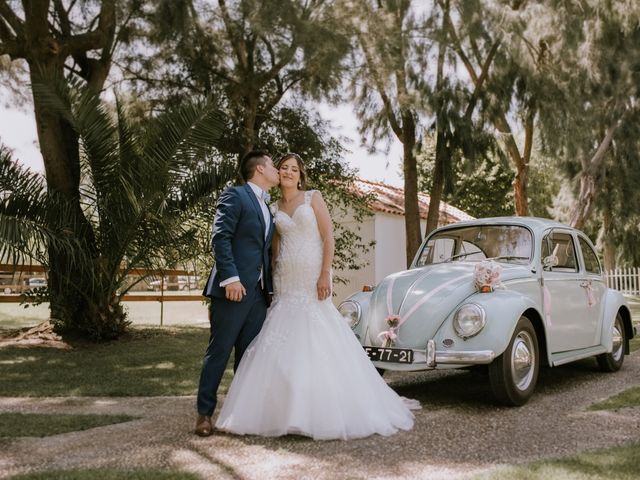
<box><xmin>606</xmin><ymin>268</ymin><xmax>640</xmax><ymax>295</ymax></box>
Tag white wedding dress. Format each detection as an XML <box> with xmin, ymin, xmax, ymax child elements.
<box><xmin>215</xmin><ymin>190</ymin><xmax>415</xmax><ymax>440</ymax></box>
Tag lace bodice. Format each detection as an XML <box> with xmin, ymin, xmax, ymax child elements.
<box><xmin>271</xmin><ymin>190</ymin><xmax>324</xmax><ymax>301</ymax></box>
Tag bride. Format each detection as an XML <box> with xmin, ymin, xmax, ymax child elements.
<box><xmin>215</xmin><ymin>153</ymin><xmax>416</xmax><ymax>440</ymax></box>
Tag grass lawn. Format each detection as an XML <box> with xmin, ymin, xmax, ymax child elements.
<box><xmin>0</xmin><ymin>413</ymin><xmax>136</xmax><ymax>438</ymax></box>
<box><xmin>6</xmin><ymin>469</ymin><xmax>200</xmax><ymax>480</ymax></box>
<box><xmin>473</xmin><ymin>442</ymin><xmax>640</xmax><ymax>480</ymax></box>
<box><xmin>0</xmin><ymin>327</ymin><xmax>234</xmax><ymax>397</ymax></box>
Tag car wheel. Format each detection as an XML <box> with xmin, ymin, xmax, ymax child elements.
<box><xmin>596</xmin><ymin>313</ymin><xmax>625</xmax><ymax>372</ymax></box>
<box><xmin>489</xmin><ymin>316</ymin><xmax>539</xmax><ymax>406</ymax></box>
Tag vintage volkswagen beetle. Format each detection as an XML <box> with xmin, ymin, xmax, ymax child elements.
<box><xmin>338</xmin><ymin>217</ymin><xmax>635</xmax><ymax>406</ymax></box>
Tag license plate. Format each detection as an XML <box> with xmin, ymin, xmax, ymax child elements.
<box><xmin>364</xmin><ymin>346</ymin><xmax>414</xmax><ymax>364</ymax></box>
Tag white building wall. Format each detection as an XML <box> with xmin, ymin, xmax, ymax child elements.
<box><xmin>332</xmin><ymin>211</ymin><xmax>376</xmax><ymax>304</ymax></box>
<box><xmin>333</xmin><ymin>210</ymin><xmax>427</xmax><ymax>304</ymax></box>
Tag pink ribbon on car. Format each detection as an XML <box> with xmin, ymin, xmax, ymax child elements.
<box><xmin>378</xmin><ymin>273</ymin><xmax>472</xmax><ymax>347</ymax></box>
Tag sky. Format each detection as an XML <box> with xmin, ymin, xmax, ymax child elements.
<box><xmin>0</xmin><ymin>100</ymin><xmax>404</xmax><ymax>188</ymax></box>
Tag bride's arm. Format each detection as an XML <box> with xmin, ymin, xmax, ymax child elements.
<box><xmin>311</xmin><ymin>191</ymin><xmax>334</xmax><ymax>301</ymax></box>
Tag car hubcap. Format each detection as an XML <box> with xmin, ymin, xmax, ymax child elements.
<box><xmin>511</xmin><ymin>331</ymin><xmax>535</xmax><ymax>391</ymax></box>
<box><xmin>612</xmin><ymin>320</ymin><xmax>623</xmax><ymax>362</ymax></box>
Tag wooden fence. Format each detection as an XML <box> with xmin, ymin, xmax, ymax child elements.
<box><xmin>0</xmin><ymin>264</ymin><xmax>205</xmax><ymax>325</ymax></box>
<box><xmin>606</xmin><ymin>268</ymin><xmax>640</xmax><ymax>296</ymax></box>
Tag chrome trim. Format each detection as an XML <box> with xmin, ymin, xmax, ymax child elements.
<box><xmin>435</xmin><ymin>350</ymin><xmax>495</xmax><ymax>364</ymax></box>
<box><xmin>367</xmin><ymin>342</ymin><xmax>495</xmax><ymax>369</ymax></box>
<box><xmin>338</xmin><ymin>300</ymin><xmax>361</xmax><ymax>329</ymax></box>
<box><xmin>453</xmin><ymin>303</ymin><xmax>486</xmax><ymax>339</ymax></box>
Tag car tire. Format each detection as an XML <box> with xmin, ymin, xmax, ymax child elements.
<box><xmin>489</xmin><ymin>316</ymin><xmax>539</xmax><ymax>406</ymax></box>
<box><xmin>596</xmin><ymin>313</ymin><xmax>625</xmax><ymax>372</ymax></box>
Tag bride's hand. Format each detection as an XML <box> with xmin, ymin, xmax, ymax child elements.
<box><xmin>316</xmin><ymin>271</ymin><xmax>331</xmax><ymax>301</ymax></box>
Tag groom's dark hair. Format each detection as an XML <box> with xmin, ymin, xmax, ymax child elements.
<box><xmin>240</xmin><ymin>150</ymin><xmax>271</xmax><ymax>182</ymax></box>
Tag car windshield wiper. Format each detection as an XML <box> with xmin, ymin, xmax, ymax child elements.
<box><xmin>491</xmin><ymin>256</ymin><xmax>530</xmax><ymax>262</ymax></box>
<box><xmin>443</xmin><ymin>252</ymin><xmax>481</xmax><ymax>262</ymax></box>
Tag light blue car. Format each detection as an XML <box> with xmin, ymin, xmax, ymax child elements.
<box><xmin>338</xmin><ymin>217</ymin><xmax>635</xmax><ymax>406</ymax></box>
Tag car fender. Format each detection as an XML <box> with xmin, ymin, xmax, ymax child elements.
<box><xmin>600</xmin><ymin>289</ymin><xmax>634</xmax><ymax>353</ymax></box>
<box><xmin>433</xmin><ymin>289</ymin><xmax>545</xmax><ymax>359</ymax></box>
<box><xmin>339</xmin><ymin>291</ymin><xmax>373</xmax><ymax>342</ymax></box>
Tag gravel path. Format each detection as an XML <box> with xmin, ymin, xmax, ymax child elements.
<box><xmin>1</xmin><ymin>353</ymin><xmax>639</xmax><ymax>480</ymax></box>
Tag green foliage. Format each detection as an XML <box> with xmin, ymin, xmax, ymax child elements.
<box><xmin>0</xmin><ymin>413</ymin><xmax>136</xmax><ymax>438</ymax></box>
<box><xmin>0</xmin><ymin>327</ymin><xmax>219</xmax><ymax>397</ymax></box>
<box><xmin>417</xmin><ymin>132</ymin><xmax>514</xmax><ymax>218</ymax></box>
<box><xmin>588</xmin><ymin>387</ymin><xmax>640</xmax><ymax>411</ymax></box>
<box><xmin>0</xmin><ymin>78</ymin><xmax>235</xmax><ymax>340</ymax></box>
<box><xmin>472</xmin><ymin>442</ymin><xmax>640</xmax><ymax>480</ymax></box>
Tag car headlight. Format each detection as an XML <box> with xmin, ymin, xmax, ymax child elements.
<box><xmin>338</xmin><ymin>300</ymin><xmax>361</xmax><ymax>329</ymax></box>
<box><xmin>453</xmin><ymin>303</ymin><xmax>486</xmax><ymax>339</ymax></box>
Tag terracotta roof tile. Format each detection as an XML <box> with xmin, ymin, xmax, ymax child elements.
<box><xmin>353</xmin><ymin>179</ymin><xmax>474</xmax><ymax>223</ymax></box>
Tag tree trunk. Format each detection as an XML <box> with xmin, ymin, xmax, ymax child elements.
<box><xmin>402</xmin><ymin>114</ymin><xmax>422</xmax><ymax>267</ymax></box>
<box><xmin>569</xmin><ymin>172</ymin><xmax>596</xmax><ymax>230</ymax></box>
<box><xmin>425</xmin><ymin>130</ymin><xmax>445</xmax><ymax>236</ymax></box>
<box><xmin>513</xmin><ymin>162</ymin><xmax>529</xmax><ymax>217</ymax></box>
<box><xmin>601</xmin><ymin>204</ymin><xmax>616</xmax><ymax>272</ymax></box>
<box><xmin>426</xmin><ymin>5</ymin><xmax>448</xmax><ymax>237</ymax></box>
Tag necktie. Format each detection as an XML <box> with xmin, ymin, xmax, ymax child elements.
<box><xmin>262</xmin><ymin>191</ymin><xmax>271</xmax><ymax>203</ymax></box>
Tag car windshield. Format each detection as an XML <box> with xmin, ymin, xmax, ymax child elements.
<box><xmin>415</xmin><ymin>225</ymin><xmax>533</xmax><ymax>266</ymax></box>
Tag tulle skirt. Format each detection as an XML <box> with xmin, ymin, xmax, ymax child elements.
<box><xmin>215</xmin><ymin>294</ymin><xmax>415</xmax><ymax>440</ymax></box>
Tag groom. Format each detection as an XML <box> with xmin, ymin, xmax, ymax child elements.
<box><xmin>195</xmin><ymin>150</ymin><xmax>280</xmax><ymax>436</ymax></box>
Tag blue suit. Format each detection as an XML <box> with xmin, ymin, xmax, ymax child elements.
<box><xmin>197</xmin><ymin>183</ymin><xmax>274</xmax><ymax>417</ymax></box>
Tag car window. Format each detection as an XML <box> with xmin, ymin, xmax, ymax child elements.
<box><xmin>415</xmin><ymin>225</ymin><xmax>532</xmax><ymax>266</ymax></box>
<box><xmin>579</xmin><ymin>236</ymin><xmax>601</xmax><ymax>274</ymax></box>
<box><xmin>547</xmin><ymin>232</ymin><xmax>578</xmax><ymax>273</ymax></box>
<box><xmin>417</xmin><ymin>237</ymin><xmax>456</xmax><ymax>264</ymax></box>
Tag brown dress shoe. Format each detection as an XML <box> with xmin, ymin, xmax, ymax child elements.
<box><xmin>195</xmin><ymin>415</ymin><xmax>213</xmax><ymax>437</ymax></box>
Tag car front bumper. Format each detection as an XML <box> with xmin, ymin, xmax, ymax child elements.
<box><xmin>370</xmin><ymin>340</ymin><xmax>496</xmax><ymax>371</ymax></box>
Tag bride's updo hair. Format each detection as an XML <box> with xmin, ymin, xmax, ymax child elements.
<box><xmin>276</xmin><ymin>153</ymin><xmax>307</xmax><ymax>190</ymax></box>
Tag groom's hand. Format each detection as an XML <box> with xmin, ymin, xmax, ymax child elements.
<box><xmin>225</xmin><ymin>281</ymin><xmax>246</xmax><ymax>302</ymax></box>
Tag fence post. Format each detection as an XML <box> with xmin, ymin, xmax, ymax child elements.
<box><xmin>160</xmin><ymin>276</ymin><xmax>164</xmax><ymax>326</ymax></box>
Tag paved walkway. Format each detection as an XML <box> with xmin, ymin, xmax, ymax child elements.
<box><xmin>1</xmin><ymin>353</ymin><xmax>640</xmax><ymax>479</ymax></box>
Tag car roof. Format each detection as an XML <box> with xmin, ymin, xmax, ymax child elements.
<box><xmin>435</xmin><ymin>216</ymin><xmax>574</xmax><ymax>235</ymax></box>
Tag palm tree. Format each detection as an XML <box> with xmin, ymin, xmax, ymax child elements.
<box><xmin>0</xmin><ymin>81</ymin><xmax>235</xmax><ymax>340</ymax></box>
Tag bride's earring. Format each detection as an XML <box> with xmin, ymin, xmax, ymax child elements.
<box><xmin>297</xmin><ymin>182</ymin><xmax>301</xmax><ymax>189</ymax></box>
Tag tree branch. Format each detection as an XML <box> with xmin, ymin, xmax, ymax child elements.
<box><xmin>0</xmin><ymin>0</ymin><xmax>24</xmax><ymax>38</ymax></box>
<box><xmin>0</xmin><ymin>38</ymin><xmax>24</xmax><ymax>58</ymax></box>
<box><xmin>219</xmin><ymin>0</ymin><xmax>248</xmax><ymax>71</ymax></box>
<box><xmin>65</xmin><ymin>0</ymin><xmax>115</xmax><ymax>55</ymax></box>
<box><xmin>53</xmin><ymin>0</ymin><xmax>71</xmax><ymax>37</ymax></box>
<box><xmin>444</xmin><ymin>10</ymin><xmax>478</xmax><ymax>84</ymax></box>
<box><xmin>358</xmin><ymin>32</ymin><xmax>401</xmax><ymax>138</ymax></box>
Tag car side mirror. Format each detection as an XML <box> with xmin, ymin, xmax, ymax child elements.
<box><xmin>543</xmin><ymin>255</ymin><xmax>558</xmax><ymax>270</ymax></box>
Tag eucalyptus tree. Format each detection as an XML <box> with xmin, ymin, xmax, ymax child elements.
<box><xmin>0</xmin><ymin>81</ymin><xmax>233</xmax><ymax>340</ymax></box>
<box><xmin>525</xmin><ymin>1</ymin><xmax>640</xmax><ymax>232</ymax></box>
<box><xmin>121</xmin><ymin>0</ymin><xmax>350</xmax><ymax>158</ymax></box>
<box><xmin>441</xmin><ymin>0</ymin><xmax>564</xmax><ymax>217</ymax></box>
<box><xmin>343</xmin><ymin>0</ymin><xmax>425</xmax><ymax>265</ymax></box>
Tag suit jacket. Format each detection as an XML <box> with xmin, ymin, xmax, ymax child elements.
<box><xmin>202</xmin><ymin>183</ymin><xmax>274</xmax><ymax>300</ymax></box>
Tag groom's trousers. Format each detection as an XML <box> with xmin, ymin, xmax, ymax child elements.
<box><xmin>197</xmin><ymin>283</ymin><xmax>268</xmax><ymax>417</ymax></box>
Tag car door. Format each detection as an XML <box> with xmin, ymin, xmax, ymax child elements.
<box><xmin>576</xmin><ymin>234</ymin><xmax>607</xmax><ymax>346</ymax></box>
<box><xmin>541</xmin><ymin>229</ymin><xmax>598</xmax><ymax>352</ymax></box>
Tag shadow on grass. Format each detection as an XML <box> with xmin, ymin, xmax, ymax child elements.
<box><xmin>0</xmin><ymin>413</ymin><xmax>137</xmax><ymax>438</ymax></box>
<box><xmin>6</xmin><ymin>469</ymin><xmax>200</xmax><ymax>480</ymax></box>
<box><xmin>0</xmin><ymin>327</ymin><xmax>234</xmax><ymax>397</ymax></box>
